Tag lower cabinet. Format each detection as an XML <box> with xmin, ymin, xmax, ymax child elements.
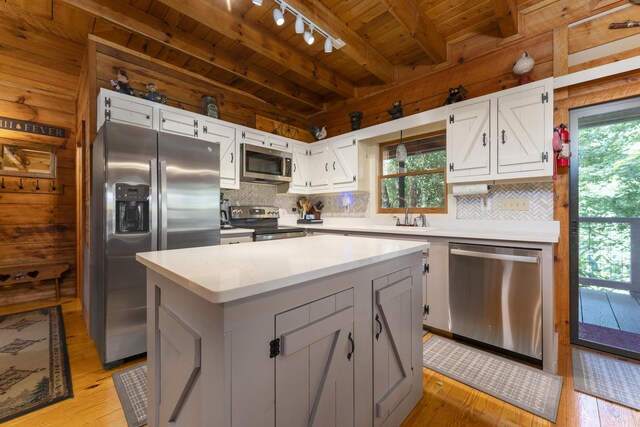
<box><xmin>275</xmin><ymin>289</ymin><xmax>355</xmax><ymax>426</ymax></box>
<box><xmin>373</xmin><ymin>269</ymin><xmax>417</xmax><ymax>427</ymax></box>
<box><xmin>147</xmin><ymin>254</ymin><xmax>423</xmax><ymax>426</ymax></box>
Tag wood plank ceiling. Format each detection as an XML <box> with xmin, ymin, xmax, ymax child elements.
<box><xmin>4</xmin><ymin>0</ymin><xmax>623</xmax><ymax>123</ymax></box>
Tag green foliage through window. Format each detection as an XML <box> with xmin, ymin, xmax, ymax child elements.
<box><xmin>379</xmin><ymin>133</ymin><xmax>447</xmax><ymax>212</ymax></box>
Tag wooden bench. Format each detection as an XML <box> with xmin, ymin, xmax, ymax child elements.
<box><xmin>0</xmin><ymin>262</ymin><xmax>70</xmax><ymax>299</ymax></box>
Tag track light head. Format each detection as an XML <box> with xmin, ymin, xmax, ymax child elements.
<box><xmin>324</xmin><ymin>37</ymin><xmax>333</xmax><ymax>53</ymax></box>
<box><xmin>252</xmin><ymin>0</ymin><xmax>262</xmax><ymax>5</ymax></box>
<box><xmin>304</xmin><ymin>23</ymin><xmax>315</xmax><ymax>45</ymax></box>
<box><xmin>295</xmin><ymin>14</ymin><xmax>304</xmax><ymax>34</ymax></box>
<box><xmin>273</xmin><ymin>7</ymin><xmax>285</xmax><ymax>26</ymax></box>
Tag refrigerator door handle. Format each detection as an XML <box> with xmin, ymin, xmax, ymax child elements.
<box><xmin>150</xmin><ymin>159</ymin><xmax>158</xmax><ymax>250</ymax></box>
<box><xmin>159</xmin><ymin>160</ymin><xmax>168</xmax><ymax>250</ymax></box>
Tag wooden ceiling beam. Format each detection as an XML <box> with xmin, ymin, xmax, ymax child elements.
<box><xmin>490</xmin><ymin>0</ymin><xmax>520</xmax><ymax>38</ymax></box>
<box><xmin>154</xmin><ymin>0</ymin><xmax>355</xmax><ymax>98</ymax></box>
<box><xmin>379</xmin><ymin>0</ymin><xmax>447</xmax><ymax>63</ymax></box>
<box><xmin>280</xmin><ymin>0</ymin><xmax>396</xmax><ymax>83</ymax></box>
<box><xmin>58</xmin><ymin>0</ymin><xmax>324</xmax><ymax>112</ymax></box>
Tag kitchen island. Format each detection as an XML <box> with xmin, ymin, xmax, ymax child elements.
<box><xmin>136</xmin><ymin>235</ymin><xmax>428</xmax><ymax>427</ymax></box>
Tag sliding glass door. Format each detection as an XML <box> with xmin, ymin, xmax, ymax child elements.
<box><xmin>570</xmin><ymin>98</ymin><xmax>640</xmax><ymax>360</ymax></box>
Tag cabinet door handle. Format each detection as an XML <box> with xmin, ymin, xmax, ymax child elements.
<box><xmin>230</xmin><ymin>153</ymin><xmax>234</xmax><ymax>163</ymax></box>
<box><xmin>347</xmin><ymin>332</ymin><xmax>354</xmax><ymax>361</ymax></box>
<box><xmin>293</xmin><ymin>163</ymin><xmax>296</xmax><ymax>172</ymax></box>
<box><xmin>375</xmin><ymin>314</ymin><xmax>383</xmax><ymax>341</ymax></box>
<box><xmin>325</xmin><ymin>163</ymin><xmax>328</xmax><ymax>172</ymax></box>
<box><xmin>501</xmin><ymin>130</ymin><xmax>506</xmax><ymax>144</ymax></box>
<box><xmin>482</xmin><ymin>133</ymin><xmax>487</xmax><ymax>147</ymax></box>
<box><xmin>332</xmin><ymin>161</ymin><xmax>336</xmax><ymax>170</ymax></box>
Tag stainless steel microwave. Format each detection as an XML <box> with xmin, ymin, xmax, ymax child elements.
<box><xmin>240</xmin><ymin>143</ymin><xmax>292</xmax><ymax>184</ymax></box>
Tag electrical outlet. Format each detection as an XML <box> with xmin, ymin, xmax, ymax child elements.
<box><xmin>501</xmin><ymin>198</ymin><xmax>529</xmax><ymax>211</ymax></box>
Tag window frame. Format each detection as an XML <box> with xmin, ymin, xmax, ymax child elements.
<box><xmin>377</xmin><ymin>131</ymin><xmax>448</xmax><ymax>214</ymax></box>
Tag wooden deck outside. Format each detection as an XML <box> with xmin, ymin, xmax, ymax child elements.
<box><xmin>579</xmin><ymin>287</ymin><xmax>640</xmax><ymax>334</ymax></box>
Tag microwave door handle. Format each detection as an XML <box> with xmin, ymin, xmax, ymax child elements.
<box><xmin>450</xmin><ymin>248</ymin><xmax>539</xmax><ymax>264</ymax></box>
<box><xmin>150</xmin><ymin>159</ymin><xmax>158</xmax><ymax>250</ymax></box>
<box><xmin>159</xmin><ymin>160</ymin><xmax>168</xmax><ymax>250</ymax></box>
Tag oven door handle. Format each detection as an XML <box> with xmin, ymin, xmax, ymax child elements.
<box><xmin>450</xmin><ymin>248</ymin><xmax>539</xmax><ymax>264</ymax></box>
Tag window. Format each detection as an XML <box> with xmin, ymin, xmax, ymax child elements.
<box><xmin>378</xmin><ymin>132</ymin><xmax>447</xmax><ymax>214</ymax></box>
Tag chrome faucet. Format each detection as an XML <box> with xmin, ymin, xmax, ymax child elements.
<box><xmin>398</xmin><ymin>197</ymin><xmax>411</xmax><ymax>225</ymax></box>
<box><xmin>417</xmin><ymin>214</ymin><xmax>429</xmax><ymax>227</ymax></box>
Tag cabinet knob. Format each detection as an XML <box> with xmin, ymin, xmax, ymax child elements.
<box><xmin>162</xmin><ymin>118</ymin><xmax>166</xmax><ymax>123</ymax></box>
<box><xmin>146</xmin><ymin>115</ymin><xmax>150</xmax><ymax>119</ymax></box>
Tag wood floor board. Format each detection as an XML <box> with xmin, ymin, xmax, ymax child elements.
<box><xmin>2</xmin><ymin>298</ymin><xmax>640</xmax><ymax>426</ymax></box>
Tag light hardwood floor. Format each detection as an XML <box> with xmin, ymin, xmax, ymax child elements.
<box><xmin>2</xmin><ymin>298</ymin><xmax>639</xmax><ymax>426</ymax></box>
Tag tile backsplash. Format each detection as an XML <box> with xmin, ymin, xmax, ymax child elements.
<box><xmin>455</xmin><ymin>182</ymin><xmax>554</xmax><ymax>221</ymax></box>
<box><xmin>222</xmin><ymin>183</ymin><xmax>370</xmax><ymax>217</ymax></box>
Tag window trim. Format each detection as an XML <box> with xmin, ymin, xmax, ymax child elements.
<box><xmin>377</xmin><ymin>131</ymin><xmax>448</xmax><ymax>214</ymax></box>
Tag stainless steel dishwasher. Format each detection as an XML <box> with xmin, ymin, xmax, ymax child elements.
<box><xmin>449</xmin><ymin>243</ymin><xmax>542</xmax><ymax>361</ymax></box>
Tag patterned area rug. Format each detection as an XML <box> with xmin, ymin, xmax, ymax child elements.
<box><xmin>423</xmin><ymin>335</ymin><xmax>563</xmax><ymax>422</ymax></box>
<box><xmin>113</xmin><ymin>363</ymin><xmax>147</xmax><ymax>427</ymax></box>
<box><xmin>572</xmin><ymin>347</ymin><xmax>640</xmax><ymax>410</ymax></box>
<box><xmin>0</xmin><ymin>305</ymin><xmax>73</xmax><ymax>423</ymax></box>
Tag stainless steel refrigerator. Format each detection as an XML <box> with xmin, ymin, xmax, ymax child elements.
<box><xmin>89</xmin><ymin>121</ymin><xmax>220</xmax><ymax>368</ymax></box>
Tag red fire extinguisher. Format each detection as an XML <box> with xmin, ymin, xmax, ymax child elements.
<box><xmin>556</xmin><ymin>124</ymin><xmax>570</xmax><ymax>168</ymax></box>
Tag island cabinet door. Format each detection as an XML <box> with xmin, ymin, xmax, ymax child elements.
<box><xmin>275</xmin><ymin>289</ymin><xmax>355</xmax><ymax>427</ymax></box>
<box><xmin>373</xmin><ymin>272</ymin><xmax>414</xmax><ymax>427</ymax></box>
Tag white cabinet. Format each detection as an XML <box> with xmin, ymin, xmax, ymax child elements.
<box><xmin>99</xmin><ymin>91</ymin><xmax>154</xmax><ymax>129</ymax></box>
<box><xmin>497</xmin><ymin>82</ymin><xmax>551</xmax><ymax>175</ymax></box>
<box><xmin>220</xmin><ymin>236</ymin><xmax>252</xmax><ymax>245</ymax></box>
<box><xmin>159</xmin><ymin>109</ymin><xmax>199</xmax><ymax>138</ymax></box>
<box><xmin>446</xmin><ymin>78</ymin><xmax>553</xmax><ymax>183</ymax></box>
<box><xmin>267</xmin><ymin>135</ymin><xmax>291</xmax><ymax>151</ymax></box>
<box><xmin>422</xmin><ymin>240</ymin><xmax>450</xmax><ymax>332</ymax></box>
<box><xmin>330</xmin><ymin>137</ymin><xmax>358</xmax><ymax>190</ymax></box>
<box><xmin>275</xmin><ymin>289</ymin><xmax>355</xmax><ymax>427</ymax></box>
<box><xmin>239</xmin><ymin>128</ymin><xmax>266</xmax><ymax>147</ymax></box>
<box><xmin>308</xmin><ymin>142</ymin><xmax>331</xmax><ymax>192</ymax></box>
<box><xmin>447</xmin><ymin>100</ymin><xmax>491</xmax><ymax>180</ymax></box>
<box><xmin>203</xmin><ymin>120</ymin><xmax>238</xmax><ymax>189</ymax></box>
<box><xmin>289</xmin><ymin>141</ymin><xmax>311</xmax><ymax>193</ymax></box>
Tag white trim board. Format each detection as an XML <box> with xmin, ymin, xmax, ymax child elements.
<box><xmin>554</xmin><ymin>55</ymin><xmax>640</xmax><ymax>89</ymax></box>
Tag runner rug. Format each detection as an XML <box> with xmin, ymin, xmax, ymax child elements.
<box><xmin>572</xmin><ymin>347</ymin><xmax>640</xmax><ymax>410</ymax></box>
<box><xmin>423</xmin><ymin>335</ymin><xmax>563</xmax><ymax>422</ymax></box>
<box><xmin>112</xmin><ymin>363</ymin><xmax>147</xmax><ymax>427</ymax></box>
<box><xmin>0</xmin><ymin>305</ymin><xmax>73</xmax><ymax>423</ymax></box>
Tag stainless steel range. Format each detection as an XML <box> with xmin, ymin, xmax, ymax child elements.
<box><xmin>228</xmin><ymin>206</ymin><xmax>305</xmax><ymax>241</ymax></box>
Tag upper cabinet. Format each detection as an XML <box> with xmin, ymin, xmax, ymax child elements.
<box><xmin>239</xmin><ymin>128</ymin><xmax>267</xmax><ymax>148</ymax></box>
<box><xmin>159</xmin><ymin>108</ymin><xmax>199</xmax><ymax>138</ymax></box>
<box><xmin>98</xmin><ymin>92</ymin><xmax>154</xmax><ymax>130</ymax></box>
<box><xmin>203</xmin><ymin>120</ymin><xmax>238</xmax><ymax>189</ymax></box>
<box><xmin>330</xmin><ymin>137</ymin><xmax>358</xmax><ymax>190</ymax></box>
<box><xmin>266</xmin><ymin>135</ymin><xmax>291</xmax><ymax>151</ymax></box>
<box><xmin>308</xmin><ymin>141</ymin><xmax>331</xmax><ymax>192</ymax></box>
<box><xmin>447</xmin><ymin>100</ymin><xmax>491</xmax><ymax>180</ymax></box>
<box><xmin>289</xmin><ymin>141</ymin><xmax>310</xmax><ymax>193</ymax></box>
<box><xmin>446</xmin><ymin>78</ymin><xmax>553</xmax><ymax>183</ymax></box>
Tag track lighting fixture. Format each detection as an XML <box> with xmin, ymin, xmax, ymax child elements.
<box><xmin>303</xmin><ymin>24</ymin><xmax>315</xmax><ymax>45</ymax></box>
<box><xmin>273</xmin><ymin>3</ymin><xmax>285</xmax><ymax>26</ymax></box>
<box><xmin>295</xmin><ymin>14</ymin><xmax>304</xmax><ymax>34</ymax></box>
<box><xmin>256</xmin><ymin>0</ymin><xmax>345</xmax><ymax>54</ymax></box>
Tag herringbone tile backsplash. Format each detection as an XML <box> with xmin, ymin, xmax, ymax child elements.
<box><xmin>223</xmin><ymin>183</ymin><xmax>370</xmax><ymax>217</ymax></box>
<box><xmin>455</xmin><ymin>182</ymin><xmax>554</xmax><ymax>221</ymax></box>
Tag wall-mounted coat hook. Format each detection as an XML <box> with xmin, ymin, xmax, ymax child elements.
<box><xmin>18</xmin><ymin>179</ymin><xmax>24</xmax><ymax>190</ymax></box>
<box><xmin>33</xmin><ymin>180</ymin><xmax>40</xmax><ymax>191</ymax></box>
<box><xmin>50</xmin><ymin>180</ymin><xmax>56</xmax><ymax>191</ymax></box>
<box><xmin>0</xmin><ymin>178</ymin><xmax>5</xmax><ymax>189</ymax></box>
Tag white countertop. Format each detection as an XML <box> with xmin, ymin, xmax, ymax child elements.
<box><xmin>280</xmin><ymin>218</ymin><xmax>559</xmax><ymax>243</ymax></box>
<box><xmin>136</xmin><ymin>235</ymin><xmax>428</xmax><ymax>304</ymax></box>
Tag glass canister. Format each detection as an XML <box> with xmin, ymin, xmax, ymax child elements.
<box><xmin>201</xmin><ymin>95</ymin><xmax>219</xmax><ymax>119</ymax></box>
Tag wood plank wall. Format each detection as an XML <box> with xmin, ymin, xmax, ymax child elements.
<box><xmin>0</xmin><ymin>4</ymin><xmax>82</xmax><ymax>305</ymax></box>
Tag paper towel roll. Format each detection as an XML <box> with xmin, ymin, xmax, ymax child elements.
<box><xmin>452</xmin><ymin>184</ymin><xmax>489</xmax><ymax>196</ymax></box>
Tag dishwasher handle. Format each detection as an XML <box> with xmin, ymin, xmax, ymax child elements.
<box><xmin>450</xmin><ymin>248</ymin><xmax>539</xmax><ymax>264</ymax></box>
